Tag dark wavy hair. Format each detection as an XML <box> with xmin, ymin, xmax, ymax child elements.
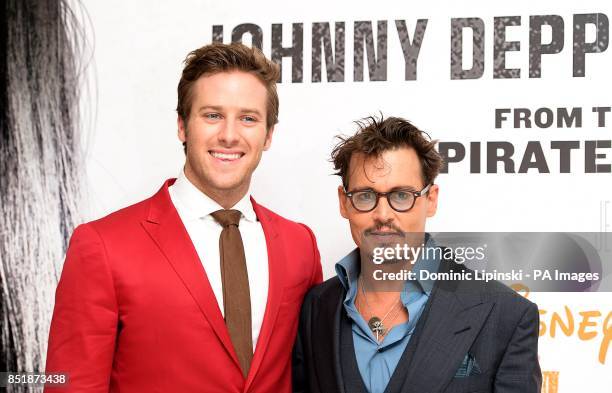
<box><xmin>331</xmin><ymin>115</ymin><xmax>444</xmax><ymax>189</ymax></box>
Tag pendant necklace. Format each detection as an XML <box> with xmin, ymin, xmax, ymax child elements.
<box><xmin>358</xmin><ymin>276</ymin><xmax>401</xmax><ymax>341</ymax></box>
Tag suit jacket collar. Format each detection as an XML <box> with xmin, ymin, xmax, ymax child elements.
<box><xmin>143</xmin><ymin>179</ymin><xmax>240</xmax><ymax>368</ymax></box>
<box><xmin>391</xmin><ymin>259</ymin><xmax>493</xmax><ymax>393</ymax></box>
<box><xmin>142</xmin><ymin>179</ymin><xmax>286</xmax><ymax>389</ymax></box>
<box><xmin>244</xmin><ymin>197</ymin><xmax>285</xmax><ymax>392</ymax></box>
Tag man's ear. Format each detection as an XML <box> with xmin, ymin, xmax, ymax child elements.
<box><xmin>338</xmin><ymin>185</ymin><xmax>349</xmax><ymax>219</ymax></box>
<box><xmin>263</xmin><ymin>126</ymin><xmax>275</xmax><ymax>151</ymax></box>
<box><xmin>178</xmin><ymin>116</ymin><xmax>187</xmax><ymax>142</ymax></box>
<box><xmin>425</xmin><ymin>184</ymin><xmax>439</xmax><ymax>217</ymax></box>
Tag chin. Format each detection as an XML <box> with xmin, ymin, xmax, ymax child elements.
<box><xmin>209</xmin><ymin>177</ymin><xmax>247</xmax><ymax>192</ymax></box>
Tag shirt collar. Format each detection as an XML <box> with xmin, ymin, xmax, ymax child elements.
<box><xmin>335</xmin><ymin>234</ymin><xmax>440</xmax><ymax>295</ymax></box>
<box><xmin>170</xmin><ymin>169</ymin><xmax>257</xmax><ymax>222</ymax></box>
<box><xmin>335</xmin><ymin>248</ymin><xmax>361</xmax><ymax>290</ymax></box>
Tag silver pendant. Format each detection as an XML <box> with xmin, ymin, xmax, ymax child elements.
<box><xmin>368</xmin><ymin>317</ymin><xmax>386</xmax><ymax>340</ymax></box>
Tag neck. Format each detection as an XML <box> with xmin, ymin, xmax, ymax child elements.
<box><xmin>360</xmin><ymin>256</ymin><xmax>412</xmax><ymax>294</ymax></box>
<box><xmin>358</xmin><ymin>274</ymin><xmax>403</xmax><ymax>304</ymax></box>
<box><xmin>183</xmin><ymin>167</ymin><xmax>249</xmax><ymax>209</ymax></box>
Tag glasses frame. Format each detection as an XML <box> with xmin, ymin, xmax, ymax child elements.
<box><xmin>344</xmin><ymin>184</ymin><xmax>432</xmax><ymax>213</ymax></box>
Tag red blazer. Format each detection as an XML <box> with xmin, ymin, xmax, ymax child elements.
<box><xmin>45</xmin><ymin>180</ymin><xmax>323</xmax><ymax>393</ymax></box>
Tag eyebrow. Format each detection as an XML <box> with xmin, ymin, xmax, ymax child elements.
<box><xmin>197</xmin><ymin>105</ymin><xmax>263</xmax><ymax>117</ymax></box>
<box><xmin>239</xmin><ymin>108</ymin><xmax>263</xmax><ymax>116</ymax></box>
<box><xmin>348</xmin><ymin>185</ymin><xmax>419</xmax><ymax>193</ymax></box>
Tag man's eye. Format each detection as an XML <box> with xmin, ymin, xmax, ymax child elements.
<box><xmin>356</xmin><ymin>192</ymin><xmax>375</xmax><ymax>201</ymax></box>
<box><xmin>394</xmin><ymin>191</ymin><xmax>410</xmax><ymax>200</ymax></box>
<box><xmin>242</xmin><ymin>116</ymin><xmax>257</xmax><ymax>123</ymax></box>
<box><xmin>205</xmin><ymin>113</ymin><xmax>222</xmax><ymax>120</ymax></box>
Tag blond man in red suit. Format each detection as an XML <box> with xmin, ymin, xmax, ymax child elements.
<box><xmin>45</xmin><ymin>43</ymin><xmax>322</xmax><ymax>393</ymax></box>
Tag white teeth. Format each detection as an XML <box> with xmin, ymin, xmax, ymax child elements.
<box><xmin>210</xmin><ymin>151</ymin><xmax>241</xmax><ymax>160</ymax></box>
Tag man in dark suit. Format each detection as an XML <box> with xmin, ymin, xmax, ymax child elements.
<box><xmin>293</xmin><ymin>116</ymin><xmax>541</xmax><ymax>393</ymax></box>
<box><xmin>45</xmin><ymin>43</ymin><xmax>322</xmax><ymax>392</ymax></box>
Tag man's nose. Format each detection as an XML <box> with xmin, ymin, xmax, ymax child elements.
<box><xmin>217</xmin><ymin>119</ymin><xmax>240</xmax><ymax>145</ymax></box>
<box><xmin>371</xmin><ymin>196</ymin><xmax>395</xmax><ymax>222</ymax></box>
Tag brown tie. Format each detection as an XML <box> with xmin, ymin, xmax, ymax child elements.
<box><xmin>211</xmin><ymin>209</ymin><xmax>253</xmax><ymax>377</ymax></box>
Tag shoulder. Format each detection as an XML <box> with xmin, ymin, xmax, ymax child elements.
<box><xmin>298</xmin><ymin>276</ymin><xmax>344</xmax><ymax>326</ymax></box>
<box><xmin>252</xmin><ymin>201</ymin><xmax>302</xmax><ymax>229</ymax></box>
<box><xmin>253</xmin><ymin>201</ymin><xmax>317</xmax><ymax>244</ymax></box>
<box><xmin>69</xmin><ymin>188</ymin><xmax>160</xmax><ymax>246</ymax></box>
<box><xmin>303</xmin><ymin>276</ymin><xmax>344</xmax><ymax>305</ymax></box>
<box><xmin>441</xmin><ymin>258</ymin><xmax>538</xmax><ymax>318</ymax></box>
<box><xmin>253</xmin><ymin>201</ymin><xmax>322</xmax><ymax>284</ymax></box>
<box><xmin>86</xmin><ymin>196</ymin><xmax>152</xmax><ymax>236</ymax></box>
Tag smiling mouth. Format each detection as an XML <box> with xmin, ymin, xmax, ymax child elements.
<box><xmin>209</xmin><ymin>151</ymin><xmax>245</xmax><ymax>161</ymax></box>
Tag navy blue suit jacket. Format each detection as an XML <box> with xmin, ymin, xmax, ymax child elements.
<box><xmin>293</xmin><ymin>256</ymin><xmax>542</xmax><ymax>393</ymax></box>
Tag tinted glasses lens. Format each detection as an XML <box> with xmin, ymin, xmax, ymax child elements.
<box><xmin>389</xmin><ymin>190</ymin><xmax>415</xmax><ymax>211</ymax></box>
<box><xmin>352</xmin><ymin>191</ymin><xmax>377</xmax><ymax>211</ymax></box>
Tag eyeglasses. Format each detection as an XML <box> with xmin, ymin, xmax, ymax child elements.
<box><xmin>344</xmin><ymin>184</ymin><xmax>431</xmax><ymax>213</ymax></box>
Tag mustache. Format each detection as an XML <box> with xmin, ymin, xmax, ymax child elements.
<box><xmin>363</xmin><ymin>222</ymin><xmax>403</xmax><ymax>237</ymax></box>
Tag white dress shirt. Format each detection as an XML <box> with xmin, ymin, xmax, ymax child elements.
<box><xmin>168</xmin><ymin>170</ymin><xmax>269</xmax><ymax>350</ymax></box>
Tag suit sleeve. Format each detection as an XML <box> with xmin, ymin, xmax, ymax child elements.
<box><xmin>292</xmin><ymin>290</ymin><xmax>314</xmax><ymax>393</ymax></box>
<box><xmin>494</xmin><ymin>301</ymin><xmax>542</xmax><ymax>393</ymax></box>
<box><xmin>294</xmin><ymin>224</ymin><xmax>321</xmax><ymax>393</ymax></box>
<box><xmin>44</xmin><ymin>224</ymin><xmax>118</xmax><ymax>392</ymax></box>
<box><xmin>302</xmin><ymin>224</ymin><xmax>323</xmax><ymax>287</ymax></box>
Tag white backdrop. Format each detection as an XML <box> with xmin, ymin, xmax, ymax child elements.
<box><xmin>80</xmin><ymin>1</ymin><xmax>611</xmax><ymax>391</ymax></box>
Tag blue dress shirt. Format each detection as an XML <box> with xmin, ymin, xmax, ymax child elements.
<box><xmin>335</xmin><ymin>240</ymin><xmax>440</xmax><ymax>393</ymax></box>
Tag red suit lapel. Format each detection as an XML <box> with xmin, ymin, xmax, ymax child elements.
<box><xmin>141</xmin><ymin>180</ymin><xmax>241</xmax><ymax>370</ymax></box>
<box><xmin>245</xmin><ymin>197</ymin><xmax>288</xmax><ymax>391</ymax></box>
<box><xmin>141</xmin><ymin>180</ymin><xmax>289</xmax><ymax>388</ymax></box>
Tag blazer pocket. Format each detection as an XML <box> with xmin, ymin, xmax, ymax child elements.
<box><xmin>454</xmin><ymin>353</ymin><xmax>482</xmax><ymax>378</ymax></box>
